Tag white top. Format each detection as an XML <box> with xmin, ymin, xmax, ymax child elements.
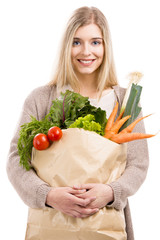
<box><xmin>89</xmin><ymin>89</ymin><xmax>116</xmax><ymax>118</ymax></box>
<box><xmin>58</xmin><ymin>85</ymin><xmax>116</xmax><ymax>119</ymax></box>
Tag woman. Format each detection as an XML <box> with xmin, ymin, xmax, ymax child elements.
<box><xmin>7</xmin><ymin>6</ymin><xmax>149</xmax><ymax>240</ymax></box>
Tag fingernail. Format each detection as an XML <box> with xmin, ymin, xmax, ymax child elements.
<box><xmin>80</xmin><ymin>189</ymin><xmax>86</xmax><ymax>192</ymax></box>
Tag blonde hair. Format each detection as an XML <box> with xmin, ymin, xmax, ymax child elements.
<box><xmin>49</xmin><ymin>6</ymin><xmax>118</xmax><ymax>94</ymax></box>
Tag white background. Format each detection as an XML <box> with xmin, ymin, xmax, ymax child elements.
<box><xmin>0</xmin><ymin>0</ymin><xmax>160</xmax><ymax>239</ymax></box>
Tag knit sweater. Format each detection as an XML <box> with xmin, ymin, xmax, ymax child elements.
<box><xmin>6</xmin><ymin>84</ymin><xmax>149</xmax><ymax>240</ymax></box>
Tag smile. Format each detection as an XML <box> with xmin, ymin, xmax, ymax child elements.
<box><xmin>78</xmin><ymin>59</ymin><xmax>95</xmax><ymax>66</ymax></box>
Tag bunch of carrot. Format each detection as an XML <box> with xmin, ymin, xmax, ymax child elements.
<box><xmin>104</xmin><ymin>102</ymin><xmax>154</xmax><ymax>144</ymax></box>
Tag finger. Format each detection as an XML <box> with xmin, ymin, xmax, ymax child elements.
<box><xmin>76</xmin><ymin>196</ymin><xmax>96</xmax><ymax>207</ymax></box>
<box><xmin>75</xmin><ymin>189</ymin><xmax>95</xmax><ymax>199</ymax></box>
<box><xmin>74</xmin><ymin>192</ymin><xmax>89</xmax><ymax>199</ymax></box>
<box><xmin>73</xmin><ymin>183</ymin><xmax>96</xmax><ymax>190</ymax></box>
<box><xmin>69</xmin><ymin>188</ymin><xmax>86</xmax><ymax>195</ymax></box>
<box><xmin>74</xmin><ymin>193</ymin><xmax>86</xmax><ymax>198</ymax></box>
<box><xmin>65</xmin><ymin>206</ymin><xmax>99</xmax><ymax>218</ymax></box>
<box><xmin>75</xmin><ymin>206</ymin><xmax>99</xmax><ymax>217</ymax></box>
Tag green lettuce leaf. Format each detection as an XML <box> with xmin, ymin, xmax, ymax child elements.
<box><xmin>18</xmin><ymin>90</ymin><xmax>107</xmax><ymax>170</ymax></box>
<box><xmin>49</xmin><ymin>90</ymin><xmax>107</xmax><ymax>131</ymax></box>
<box><xmin>69</xmin><ymin>114</ymin><xmax>103</xmax><ymax>135</ymax></box>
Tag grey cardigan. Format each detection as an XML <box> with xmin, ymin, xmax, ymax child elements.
<box><xmin>6</xmin><ymin>84</ymin><xmax>149</xmax><ymax>240</ymax></box>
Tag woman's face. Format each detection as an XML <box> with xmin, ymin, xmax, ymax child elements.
<box><xmin>71</xmin><ymin>23</ymin><xmax>104</xmax><ymax>78</ymax></box>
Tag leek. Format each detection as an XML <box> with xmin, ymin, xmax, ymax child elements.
<box><xmin>120</xmin><ymin>72</ymin><xmax>143</xmax><ymax>130</ymax></box>
<box><xmin>120</xmin><ymin>72</ymin><xmax>143</xmax><ymax>114</ymax></box>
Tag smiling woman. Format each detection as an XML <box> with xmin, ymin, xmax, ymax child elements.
<box><xmin>6</xmin><ymin>6</ymin><xmax>150</xmax><ymax>240</ymax></box>
<box><xmin>71</xmin><ymin>24</ymin><xmax>104</xmax><ymax>91</ymax></box>
<box><xmin>49</xmin><ymin>6</ymin><xmax>118</xmax><ymax>98</ymax></box>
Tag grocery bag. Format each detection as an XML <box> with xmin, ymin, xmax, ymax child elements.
<box><xmin>25</xmin><ymin>128</ymin><xmax>127</xmax><ymax>240</ymax></box>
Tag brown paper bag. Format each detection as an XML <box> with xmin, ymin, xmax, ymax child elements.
<box><xmin>25</xmin><ymin>128</ymin><xmax>127</xmax><ymax>240</ymax></box>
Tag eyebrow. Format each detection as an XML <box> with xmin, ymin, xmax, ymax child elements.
<box><xmin>73</xmin><ymin>37</ymin><xmax>103</xmax><ymax>40</ymax></box>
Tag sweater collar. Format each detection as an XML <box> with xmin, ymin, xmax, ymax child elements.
<box><xmin>112</xmin><ymin>85</ymin><xmax>126</xmax><ymax>105</ymax></box>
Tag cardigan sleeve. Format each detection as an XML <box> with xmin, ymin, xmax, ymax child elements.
<box><xmin>6</xmin><ymin>86</ymin><xmax>53</xmax><ymax>208</ymax></box>
<box><xmin>108</xmin><ymin>88</ymin><xmax>149</xmax><ymax>210</ymax></box>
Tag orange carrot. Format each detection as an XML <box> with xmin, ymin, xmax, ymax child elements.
<box><xmin>105</xmin><ymin>102</ymin><xmax>119</xmax><ymax>132</ymax></box>
<box><xmin>104</xmin><ymin>115</ymin><xmax>131</xmax><ymax>139</ymax></box>
<box><xmin>110</xmin><ymin>132</ymin><xmax>155</xmax><ymax>144</ymax></box>
<box><xmin>113</xmin><ymin>109</ymin><xmax>125</xmax><ymax>125</ymax></box>
<box><xmin>104</xmin><ymin>101</ymin><xmax>155</xmax><ymax>144</ymax></box>
<box><xmin>104</xmin><ymin>131</ymin><xmax>115</xmax><ymax>139</ymax></box>
<box><xmin>120</xmin><ymin>114</ymin><xmax>152</xmax><ymax>134</ymax></box>
<box><xmin>110</xmin><ymin>115</ymin><xmax>131</xmax><ymax>134</ymax></box>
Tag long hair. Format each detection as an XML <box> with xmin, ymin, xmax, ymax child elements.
<box><xmin>48</xmin><ymin>6</ymin><xmax>118</xmax><ymax>95</ymax></box>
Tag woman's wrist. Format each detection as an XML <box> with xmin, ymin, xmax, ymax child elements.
<box><xmin>105</xmin><ymin>184</ymin><xmax>114</xmax><ymax>204</ymax></box>
<box><xmin>45</xmin><ymin>188</ymin><xmax>55</xmax><ymax>207</ymax></box>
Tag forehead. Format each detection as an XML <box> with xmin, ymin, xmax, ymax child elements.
<box><xmin>74</xmin><ymin>24</ymin><xmax>103</xmax><ymax>39</ymax></box>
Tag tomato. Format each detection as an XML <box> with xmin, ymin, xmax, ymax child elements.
<box><xmin>47</xmin><ymin>126</ymin><xmax>63</xmax><ymax>141</ymax></box>
<box><xmin>33</xmin><ymin>133</ymin><xmax>50</xmax><ymax>150</ymax></box>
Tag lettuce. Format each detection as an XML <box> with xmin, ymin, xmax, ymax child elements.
<box><xmin>49</xmin><ymin>90</ymin><xmax>107</xmax><ymax>131</ymax></box>
<box><xmin>18</xmin><ymin>90</ymin><xmax>107</xmax><ymax>170</ymax></box>
<box><xmin>69</xmin><ymin>114</ymin><xmax>103</xmax><ymax>135</ymax></box>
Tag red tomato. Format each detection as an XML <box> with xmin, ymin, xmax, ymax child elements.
<box><xmin>48</xmin><ymin>126</ymin><xmax>63</xmax><ymax>141</ymax></box>
<box><xmin>33</xmin><ymin>133</ymin><xmax>50</xmax><ymax>150</ymax></box>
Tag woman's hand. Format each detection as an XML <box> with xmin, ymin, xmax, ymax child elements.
<box><xmin>73</xmin><ymin>183</ymin><xmax>114</xmax><ymax>209</ymax></box>
<box><xmin>46</xmin><ymin>187</ymin><xmax>99</xmax><ymax>218</ymax></box>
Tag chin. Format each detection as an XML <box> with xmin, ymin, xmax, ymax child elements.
<box><xmin>77</xmin><ymin>68</ymin><xmax>96</xmax><ymax>75</ymax></box>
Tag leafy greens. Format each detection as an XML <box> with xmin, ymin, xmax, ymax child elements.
<box><xmin>49</xmin><ymin>90</ymin><xmax>107</xmax><ymax>129</ymax></box>
<box><xmin>69</xmin><ymin>114</ymin><xmax>103</xmax><ymax>135</ymax></box>
<box><xmin>18</xmin><ymin>90</ymin><xmax>107</xmax><ymax>170</ymax></box>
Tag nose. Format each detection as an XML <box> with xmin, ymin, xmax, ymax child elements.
<box><xmin>82</xmin><ymin>42</ymin><xmax>91</xmax><ymax>56</ymax></box>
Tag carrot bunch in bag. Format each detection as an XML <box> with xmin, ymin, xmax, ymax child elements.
<box><xmin>104</xmin><ymin>72</ymin><xmax>155</xmax><ymax>144</ymax></box>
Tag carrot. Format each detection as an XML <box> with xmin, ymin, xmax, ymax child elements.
<box><xmin>110</xmin><ymin>115</ymin><xmax>131</xmax><ymax>134</ymax></box>
<box><xmin>113</xmin><ymin>109</ymin><xmax>125</xmax><ymax>125</ymax></box>
<box><xmin>104</xmin><ymin>115</ymin><xmax>131</xmax><ymax>139</ymax></box>
<box><xmin>110</xmin><ymin>132</ymin><xmax>155</xmax><ymax>144</ymax></box>
<box><xmin>104</xmin><ymin>101</ymin><xmax>155</xmax><ymax>144</ymax></box>
<box><xmin>120</xmin><ymin>114</ymin><xmax>152</xmax><ymax>134</ymax></box>
<box><xmin>104</xmin><ymin>102</ymin><xmax>119</xmax><ymax>132</ymax></box>
<box><xmin>104</xmin><ymin>131</ymin><xmax>115</xmax><ymax>139</ymax></box>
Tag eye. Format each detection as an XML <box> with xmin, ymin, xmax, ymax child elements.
<box><xmin>72</xmin><ymin>40</ymin><xmax>81</xmax><ymax>46</ymax></box>
<box><xmin>92</xmin><ymin>41</ymin><xmax>101</xmax><ymax>45</ymax></box>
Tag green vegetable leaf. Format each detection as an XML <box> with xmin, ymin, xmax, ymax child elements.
<box><xmin>18</xmin><ymin>90</ymin><xmax>107</xmax><ymax>170</ymax></box>
<box><xmin>120</xmin><ymin>83</ymin><xmax>142</xmax><ymax>130</ymax></box>
<box><xmin>49</xmin><ymin>90</ymin><xmax>107</xmax><ymax>130</ymax></box>
<box><xmin>18</xmin><ymin>115</ymin><xmax>54</xmax><ymax>170</ymax></box>
<box><xmin>49</xmin><ymin>90</ymin><xmax>90</xmax><ymax>128</ymax></box>
<box><xmin>69</xmin><ymin>114</ymin><xmax>103</xmax><ymax>135</ymax></box>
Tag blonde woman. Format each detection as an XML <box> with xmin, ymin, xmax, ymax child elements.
<box><xmin>7</xmin><ymin>7</ymin><xmax>149</xmax><ymax>240</ymax></box>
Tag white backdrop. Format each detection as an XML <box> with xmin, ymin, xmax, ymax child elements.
<box><xmin>0</xmin><ymin>0</ymin><xmax>160</xmax><ymax>239</ymax></box>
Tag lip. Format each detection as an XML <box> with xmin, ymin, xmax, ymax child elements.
<box><xmin>77</xmin><ymin>59</ymin><xmax>96</xmax><ymax>66</ymax></box>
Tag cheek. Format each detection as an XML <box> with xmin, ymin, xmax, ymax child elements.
<box><xmin>98</xmin><ymin>46</ymin><xmax>104</xmax><ymax>59</ymax></box>
<box><xmin>71</xmin><ymin>48</ymin><xmax>79</xmax><ymax>59</ymax></box>
<box><xmin>93</xmin><ymin>46</ymin><xmax>104</xmax><ymax>61</ymax></box>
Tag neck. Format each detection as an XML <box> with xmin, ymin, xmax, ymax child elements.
<box><xmin>75</xmin><ymin>72</ymin><xmax>99</xmax><ymax>98</ymax></box>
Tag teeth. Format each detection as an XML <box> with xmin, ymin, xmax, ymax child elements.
<box><xmin>79</xmin><ymin>60</ymin><xmax>93</xmax><ymax>64</ymax></box>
